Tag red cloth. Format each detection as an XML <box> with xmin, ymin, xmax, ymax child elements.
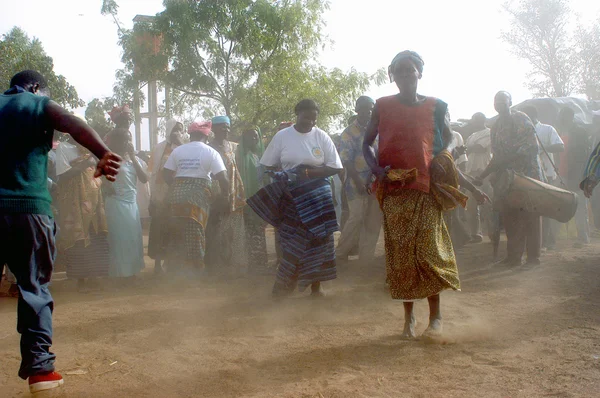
<box><xmin>377</xmin><ymin>96</ymin><xmax>437</xmax><ymax>193</ymax></box>
<box><xmin>189</xmin><ymin>120</ymin><xmax>212</xmax><ymax>136</ymax></box>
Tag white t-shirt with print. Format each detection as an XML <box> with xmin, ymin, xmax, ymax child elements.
<box><xmin>164</xmin><ymin>141</ymin><xmax>226</xmax><ymax>180</ymax></box>
<box><xmin>260</xmin><ymin>126</ymin><xmax>343</xmax><ymax>171</ymax></box>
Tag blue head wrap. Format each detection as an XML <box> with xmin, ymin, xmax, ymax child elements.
<box><xmin>212</xmin><ymin>115</ymin><xmax>231</xmax><ymax>125</ymax></box>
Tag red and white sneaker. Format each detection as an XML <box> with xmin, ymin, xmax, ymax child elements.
<box><xmin>28</xmin><ymin>371</ymin><xmax>64</xmax><ymax>393</ymax></box>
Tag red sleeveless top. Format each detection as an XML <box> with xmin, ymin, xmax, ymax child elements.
<box><xmin>376</xmin><ymin>95</ymin><xmax>446</xmax><ymax>193</ymax></box>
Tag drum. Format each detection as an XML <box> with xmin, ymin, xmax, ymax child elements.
<box><xmin>493</xmin><ymin>170</ymin><xmax>578</xmax><ymax>223</ymax></box>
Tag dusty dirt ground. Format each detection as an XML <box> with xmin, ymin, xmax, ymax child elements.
<box><xmin>1</xmin><ymin>229</ymin><xmax>599</xmax><ymax>398</ymax></box>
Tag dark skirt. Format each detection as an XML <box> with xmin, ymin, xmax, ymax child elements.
<box><xmin>148</xmin><ymin>202</ymin><xmax>169</xmax><ymax>259</ymax></box>
<box><xmin>243</xmin><ymin>207</ymin><xmax>268</xmax><ymax>273</ymax></box>
<box><xmin>65</xmin><ymin>231</ymin><xmax>110</xmax><ymax>279</ymax></box>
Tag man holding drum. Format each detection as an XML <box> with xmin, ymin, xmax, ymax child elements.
<box><xmin>475</xmin><ymin>91</ymin><xmax>543</xmax><ymax>266</ymax></box>
<box><xmin>522</xmin><ymin>106</ymin><xmax>564</xmax><ymax>251</ymax></box>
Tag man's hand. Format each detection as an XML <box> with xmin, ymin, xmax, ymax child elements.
<box><xmin>452</xmin><ymin>145</ymin><xmax>467</xmax><ymax>159</ymax></box>
<box><xmin>94</xmin><ymin>152</ymin><xmax>122</xmax><ymax>182</ymax></box>
<box><xmin>473</xmin><ymin>188</ymin><xmax>490</xmax><ymax>205</ymax></box>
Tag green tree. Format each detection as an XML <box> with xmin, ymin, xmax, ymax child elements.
<box><xmin>113</xmin><ymin>0</ymin><xmax>381</xmax><ymax>133</ymax></box>
<box><xmin>501</xmin><ymin>0</ymin><xmax>576</xmax><ymax>97</ymax></box>
<box><xmin>84</xmin><ymin>98</ymin><xmax>116</xmax><ymax>138</ymax></box>
<box><xmin>0</xmin><ymin>27</ymin><xmax>84</xmax><ymax>108</ymax></box>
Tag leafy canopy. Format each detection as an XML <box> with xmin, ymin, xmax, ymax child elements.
<box><xmin>0</xmin><ymin>27</ymin><xmax>84</xmax><ymax>108</ymax></box>
<box><xmin>114</xmin><ymin>0</ymin><xmax>382</xmax><ymax>134</ymax></box>
<box><xmin>501</xmin><ymin>0</ymin><xmax>600</xmax><ymax>100</ymax></box>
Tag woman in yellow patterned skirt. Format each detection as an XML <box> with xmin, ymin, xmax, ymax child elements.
<box><xmin>363</xmin><ymin>51</ymin><xmax>465</xmax><ymax>339</ymax></box>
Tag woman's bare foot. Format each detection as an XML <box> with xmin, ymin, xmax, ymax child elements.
<box><xmin>271</xmin><ymin>281</ymin><xmax>295</xmax><ymax>300</ymax></box>
<box><xmin>400</xmin><ymin>314</ymin><xmax>417</xmax><ymax>339</ymax></box>
<box><xmin>422</xmin><ymin>318</ymin><xmax>443</xmax><ymax>338</ymax></box>
<box><xmin>310</xmin><ymin>282</ymin><xmax>326</xmax><ymax>298</ymax></box>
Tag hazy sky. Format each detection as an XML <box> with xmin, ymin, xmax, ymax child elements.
<box><xmin>1</xmin><ymin>0</ymin><xmax>599</xmax><ymax>147</ymax></box>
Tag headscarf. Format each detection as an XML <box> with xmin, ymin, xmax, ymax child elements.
<box><xmin>212</xmin><ymin>115</ymin><xmax>231</xmax><ymax>126</ymax></box>
<box><xmin>355</xmin><ymin>96</ymin><xmax>375</xmax><ymax>112</ymax></box>
<box><xmin>108</xmin><ymin>105</ymin><xmax>132</xmax><ymax>124</ymax></box>
<box><xmin>236</xmin><ymin>128</ymin><xmax>265</xmax><ymax>197</ymax></box>
<box><xmin>189</xmin><ymin>120</ymin><xmax>212</xmax><ymax>136</ymax></box>
<box><xmin>165</xmin><ymin>118</ymin><xmax>184</xmax><ymax>143</ymax></box>
<box><xmin>388</xmin><ymin>50</ymin><xmax>424</xmax><ymax>82</ymax></box>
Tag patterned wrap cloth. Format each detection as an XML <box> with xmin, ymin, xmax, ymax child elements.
<box><xmin>429</xmin><ymin>150</ymin><xmax>469</xmax><ymax>211</ymax></box>
<box><xmin>56</xmin><ymin>150</ymin><xmax>110</xmax><ymax>279</ymax></box>
<box><xmin>490</xmin><ymin>110</ymin><xmax>542</xmax><ymax>181</ymax></box>
<box><xmin>247</xmin><ymin>176</ymin><xmax>338</xmax><ymax>293</ymax></box>
<box><xmin>166</xmin><ymin>178</ymin><xmax>212</xmax><ymax>266</ymax></box>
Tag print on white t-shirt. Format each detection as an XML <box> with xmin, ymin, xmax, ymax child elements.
<box><xmin>164</xmin><ymin>141</ymin><xmax>226</xmax><ymax>180</ymax></box>
<box><xmin>260</xmin><ymin>126</ymin><xmax>343</xmax><ymax>171</ymax></box>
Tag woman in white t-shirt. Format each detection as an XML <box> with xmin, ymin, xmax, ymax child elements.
<box><xmin>248</xmin><ymin>99</ymin><xmax>343</xmax><ymax>297</ymax></box>
<box><xmin>163</xmin><ymin>121</ymin><xmax>229</xmax><ymax>271</ymax></box>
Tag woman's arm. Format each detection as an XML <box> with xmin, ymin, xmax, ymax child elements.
<box><xmin>214</xmin><ymin>170</ymin><xmax>232</xmax><ymax>213</ymax></box>
<box><xmin>362</xmin><ymin>104</ymin><xmax>385</xmax><ymax>178</ymax></box>
<box><xmin>128</xmin><ymin>145</ymin><xmax>148</xmax><ymax>184</ymax></box>
<box><xmin>304</xmin><ymin>166</ymin><xmax>341</xmax><ymax>179</ymax></box>
<box><xmin>163</xmin><ymin>168</ymin><xmax>175</xmax><ymax>186</ymax></box>
<box><xmin>442</xmin><ymin>114</ymin><xmax>454</xmax><ymax>152</ymax></box>
<box><xmin>458</xmin><ymin>169</ymin><xmax>490</xmax><ymax>204</ymax></box>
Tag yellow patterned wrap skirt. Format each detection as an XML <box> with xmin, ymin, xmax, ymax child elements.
<box><xmin>382</xmin><ymin>189</ymin><xmax>461</xmax><ymax>300</ymax></box>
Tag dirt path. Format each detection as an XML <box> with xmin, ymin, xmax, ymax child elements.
<box><xmin>1</xmin><ymin>235</ymin><xmax>599</xmax><ymax>397</ymax></box>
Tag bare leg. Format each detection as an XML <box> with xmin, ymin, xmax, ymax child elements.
<box><xmin>310</xmin><ymin>281</ymin><xmax>325</xmax><ymax>297</ymax></box>
<box><xmin>401</xmin><ymin>301</ymin><xmax>416</xmax><ymax>339</ymax></box>
<box><xmin>154</xmin><ymin>259</ymin><xmax>163</xmax><ymax>275</ymax></box>
<box><xmin>423</xmin><ymin>294</ymin><xmax>443</xmax><ymax>337</ymax></box>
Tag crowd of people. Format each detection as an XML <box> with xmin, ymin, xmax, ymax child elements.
<box><xmin>2</xmin><ymin>49</ymin><xmax>600</xmax><ymax>393</ymax></box>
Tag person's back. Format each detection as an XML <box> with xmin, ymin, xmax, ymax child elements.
<box><xmin>0</xmin><ymin>90</ymin><xmax>52</xmax><ymax>215</ymax></box>
<box><xmin>0</xmin><ymin>70</ymin><xmax>121</xmax><ymax>394</ymax></box>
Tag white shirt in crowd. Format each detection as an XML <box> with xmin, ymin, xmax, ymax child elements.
<box><xmin>465</xmin><ymin>128</ymin><xmax>492</xmax><ymax>174</ymax></box>
<box><xmin>260</xmin><ymin>125</ymin><xmax>343</xmax><ymax>170</ymax></box>
<box><xmin>164</xmin><ymin>141</ymin><xmax>226</xmax><ymax>180</ymax></box>
<box><xmin>452</xmin><ymin>131</ymin><xmax>468</xmax><ymax>166</ymax></box>
<box><xmin>534</xmin><ymin>121</ymin><xmax>563</xmax><ymax>180</ymax></box>
<box><xmin>54</xmin><ymin>141</ymin><xmax>81</xmax><ymax>176</ymax></box>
